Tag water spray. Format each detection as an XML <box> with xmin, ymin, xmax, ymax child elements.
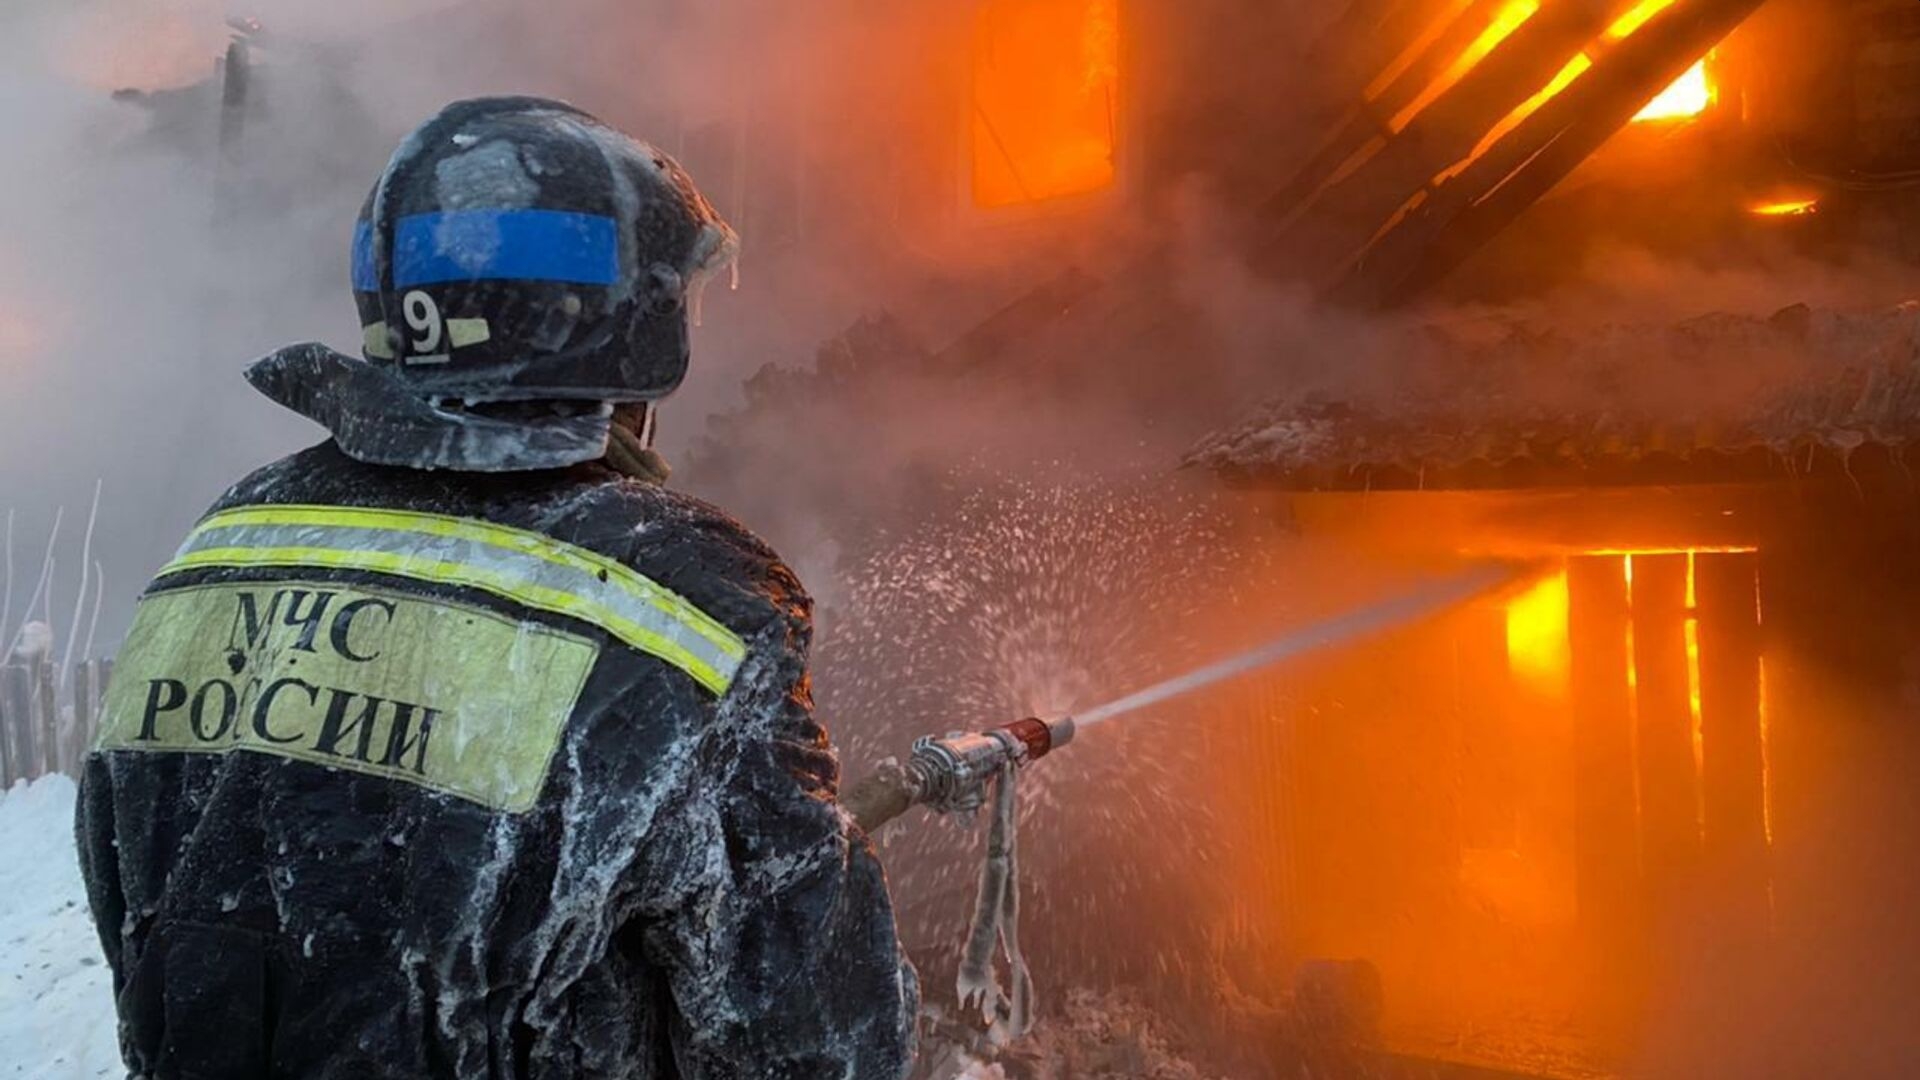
<box><xmin>846</xmin><ymin>560</ymin><xmax>1519</xmax><ymax>833</ymax></box>
<box><xmin>841</xmin><ymin>560</ymin><xmax>1524</xmax><ymax>1042</ymax></box>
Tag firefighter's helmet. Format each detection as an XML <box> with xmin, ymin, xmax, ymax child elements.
<box><xmin>349</xmin><ymin>96</ymin><xmax>736</xmax><ymax>402</ymax></box>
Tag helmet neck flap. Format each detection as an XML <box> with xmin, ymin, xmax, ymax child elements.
<box><xmin>248</xmin><ymin>342</ymin><xmax>614</xmax><ymax>472</ymax></box>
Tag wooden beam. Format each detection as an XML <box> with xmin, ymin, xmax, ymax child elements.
<box><xmin>1307</xmin><ymin>0</ymin><xmax>1459</xmax><ymax>95</ymax></box>
<box><xmin>1630</xmin><ymin>555</ymin><xmax>1703</xmax><ymax>910</ymax></box>
<box><xmin>1272</xmin><ymin>0</ymin><xmax>1622</xmax><ymax>283</ymax></box>
<box><xmin>1273</xmin><ymin>0</ymin><xmax>1515</xmax><ymax>226</ymax></box>
<box><xmin>1337</xmin><ymin>0</ymin><xmax>1771</xmax><ymax>306</ymax></box>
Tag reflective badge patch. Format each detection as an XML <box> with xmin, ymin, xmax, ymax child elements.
<box><xmin>96</xmin><ymin>580</ymin><xmax>599</xmax><ymax>813</ymax></box>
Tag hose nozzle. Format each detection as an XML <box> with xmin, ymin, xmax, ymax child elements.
<box><xmin>843</xmin><ymin>716</ymin><xmax>1077</xmax><ymax>833</ymax></box>
<box><xmin>910</xmin><ymin>715</ymin><xmax>1076</xmax><ymax>815</ymax></box>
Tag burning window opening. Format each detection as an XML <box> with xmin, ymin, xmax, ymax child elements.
<box><xmin>970</xmin><ymin>0</ymin><xmax>1120</xmax><ymax>209</ymax></box>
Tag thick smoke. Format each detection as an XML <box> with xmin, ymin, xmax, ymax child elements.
<box><xmin>3</xmin><ymin>0</ymin><xmax>1879</xmax><ymax>653</ymax></box>
<box><xmin>0</xmin><ymin>0</ymin><xmax>977</xmax><ymax>650</ymax></box>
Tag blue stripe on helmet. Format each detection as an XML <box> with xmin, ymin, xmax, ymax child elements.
<box><xmin>350</xmin><ymin>220</ymin><xmax>377</xmax><ymax>291</ymax></box>
<box><xmin>389</xmin><ymin>209</ymin><xmax>621</xmax><ymax>288</ymax></box>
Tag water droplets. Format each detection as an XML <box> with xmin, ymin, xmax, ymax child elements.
<box><xmin>817</xmin><ymin>478</ymin><xmax>1272</xmax><ymax>997</ymax></box>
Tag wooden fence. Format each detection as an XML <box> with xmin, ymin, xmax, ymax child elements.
<box><xmin>0</xmin><ymin>659</ymin><xmax>112</xmax><ymax>788</ymax></box>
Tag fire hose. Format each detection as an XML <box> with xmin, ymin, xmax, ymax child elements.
<box><xmin>841</xmin><ymin>715</ymin><xmax>1076</xmax><ymax>1043</ymax></box>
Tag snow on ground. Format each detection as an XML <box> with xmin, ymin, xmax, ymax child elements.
<box><xmin>0</xmin><ymin>774</ymin><xmax>120</xmax><ymax>1079</ymax></box>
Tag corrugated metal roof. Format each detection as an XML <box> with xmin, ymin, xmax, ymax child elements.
<box><xmin>1186</xmin><ymin>303</ymin><xmax>1920</xmax><ymax>491</ymax></box>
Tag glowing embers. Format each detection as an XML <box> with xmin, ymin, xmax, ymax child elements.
<box><xmin>1506</xmin><ymin>570</ymin><xmax>1570</xmax><ymax>696</ymax></box>
<box><xmin>1634</xmin><ymin>59</ymin><xmax>1713</xmax><ymax>122</ymax></box>
<box><xmin>1750</xmin><ymin>197</ymin><xmax>1820</xmax><ymax>218</ymax></box>
<box><xmin>971</xmin><ymin>0</ymin><xmax>1120</xmax><ymax>208</ymax></box>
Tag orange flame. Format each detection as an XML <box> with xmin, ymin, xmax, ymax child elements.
<box><xmin>1450</xmin><ymin>0</ymin><xmax>1713</xmax><ymax>178</ymax></box>
<box><xmin>1634</xmin><ymin>59</ymin><xmax>1713</xmax><ymax>122</ymax></box>
<box><xmin>1392</xmin><ymin>0</ymin><xmax>1541</xmax><ymax>132</ymax></box>
<box><xmin>1685</xmin><ymin>552</ymin><xmax>1706</xmax><ymax>841</ymax></box>
<box><xmin>1506</xmin><ymin>569</ymin><xmax>1571</xmax><ymax>695</ymax></box>
<box><xmin>1602</xmin><ymin>2</ymin><xmax>1718</xmax><ymax>123</ymax></box>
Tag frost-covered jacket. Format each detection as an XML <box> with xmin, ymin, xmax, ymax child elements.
<box><xmin>74</xmin><ymin>441</ymin><xmax>918</xmax><ymax>1080</ymax></box>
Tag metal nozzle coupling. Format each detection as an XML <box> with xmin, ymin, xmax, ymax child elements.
<box><xmin>909</xmin><ymin>715</ymin><xmax>1076</xmax><ymax>815</ymax></box>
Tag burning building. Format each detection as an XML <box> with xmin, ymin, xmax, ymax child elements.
<box><xmin>1185</xmin><ymin>301</ymin><xmax>1920</xmax><ymax>1076</ymax></box>
<box><xmin>79</xmin><ymin>0</ymin><xmax>1920</xmax><ymax>1075</ymax></box>
<box><xmin>679</xmin><ymin>1</ymin><xmax>1920</xmax><ymax>1076</ymax></box>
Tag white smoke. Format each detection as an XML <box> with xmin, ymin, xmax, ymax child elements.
<box><xmin>0</xmin><ymin>0</ymin><xmax>933</xmax><ymax>649</ymax></box>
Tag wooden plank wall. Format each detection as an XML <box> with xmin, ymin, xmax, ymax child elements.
<box><xmin>1694</xmin><ymin>552</ymin><xmax>1768</xmax><ymax>941</ymax></box>
<box><xmin>1567</xmin><ymin>555</ymin><xmax>1643</xmax><ymax>1022</ymax></box>
<box><xmin>0</xmin><ymin>659</ymin><xmax>110</xmax><ymax>788</ymax></box>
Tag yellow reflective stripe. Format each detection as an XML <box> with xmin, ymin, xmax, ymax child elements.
<box><xmin>161</xmin><ymin>506</ymin><xmax>747</xmax><ymax>696</ymax></box>
<box><xmin>191</xmin><ymin>505</ymin><xmax>743</xmax><ymax>663</ymax></box>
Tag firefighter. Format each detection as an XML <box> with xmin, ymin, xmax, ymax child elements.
<box><xmin>74</xmin><ymin>96</ymin><xmax>919</xmax><ymax>1079</ymax></box>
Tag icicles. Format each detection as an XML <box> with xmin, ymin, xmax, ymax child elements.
<box><xmin>684</xmin><ymin>221</ymin><xmax>740</xmax><ymax>329</ymax></box>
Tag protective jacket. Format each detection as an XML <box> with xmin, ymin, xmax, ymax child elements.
<box><xmin>75</xmin><ymin>441</ymin><xmax>919</xmax><ymax>1079</ymax></box>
